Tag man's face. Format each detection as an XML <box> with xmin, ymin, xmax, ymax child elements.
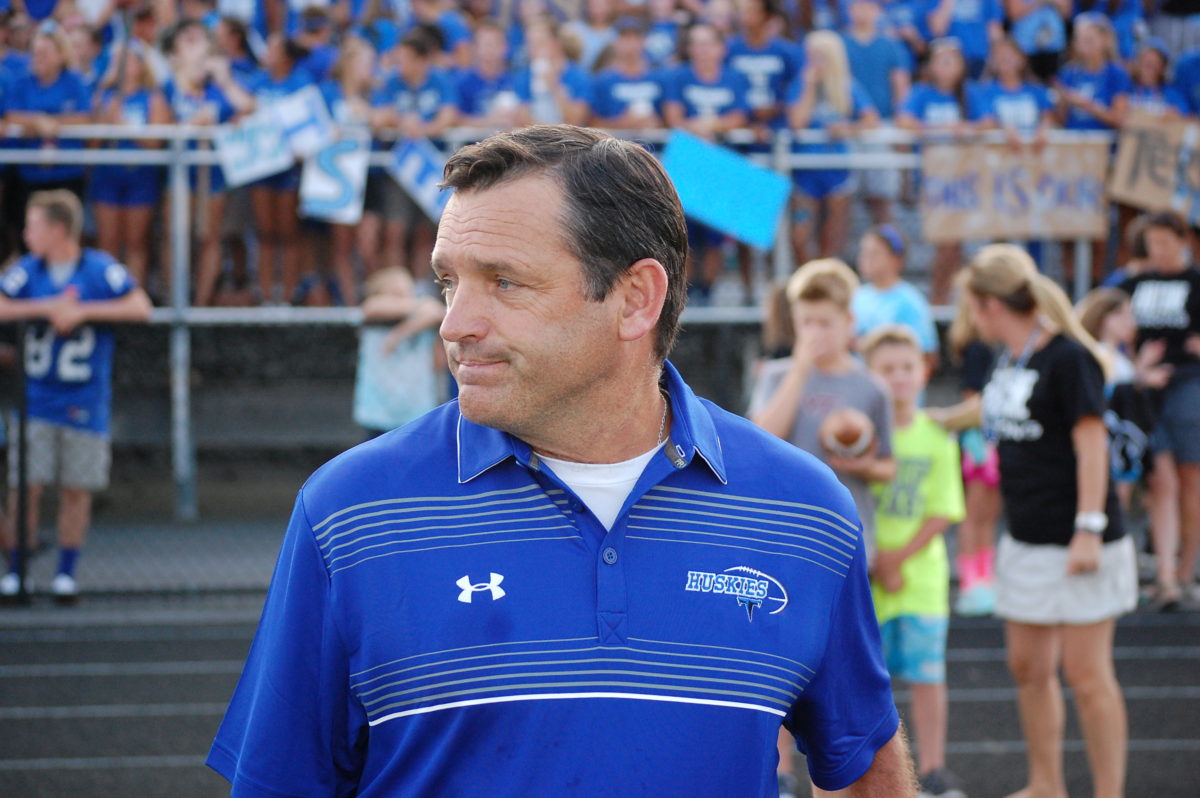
<box><xmin>858</xmin><ymin>234</ymin><xmax>898</xmax><ymax>285</ymax></box>
<box><xmin>434</xmin><ymin>175</ymin><xmax>624</xmax><ymax>439</ymax></box>
<box><xmin>791</xmin><ymin>299</ymin><xmax>851</xmax><ymax>362</ymax></box>
<box><xmin>869</xmin><ymin>343</ymin><xmax>924</xmax><ymax>405</ymax></box>
<box><xmin>1145</xmin><ymin>225</ymin><xmax>1186</xmax><ymax>271</ymax></box>
<box><xmin>23</xmin><ymin>207</ymin><xmax>62</xmax><ymax>256</ymax></box>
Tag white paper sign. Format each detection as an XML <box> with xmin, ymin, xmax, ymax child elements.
<box><xmin>387</xmin><ymin>138</ymin><xmax>450</xmax><ymax>222</ymax></box>
<box><xmin>272</xmin><ymin>85</ymin><xmax>337</xmax><ymax>160</ymax></box>
<box><xmin>214</xmin><ymin>112</ymin><xmax>293</xmax><ymax>188</ymax></box>
<box><xmin>300</xmin><ymin>134</ymin><xmax>370</xmax><ymax>224</ymax></box>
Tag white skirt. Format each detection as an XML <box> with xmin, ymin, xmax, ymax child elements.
<box><xmin>995</xmin><ymin>534</ymin><xmax>1138</xmax><ymax>625</ymax></box>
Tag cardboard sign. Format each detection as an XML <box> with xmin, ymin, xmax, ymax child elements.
<box><xmin>1108</xmin><ymin>111</ymin><xmax>1200</xmax><ymax>226</ymax></box>
<box><xmin>300</xmin><ymin>133</ymin><xmax>370</xmax><ymax>225</ymax></box>
<box><xmin>920</xmin><ymin>140</ymin><xmax>1110</xmax><ymax>243</ymax></box>
<box><xmin>214</xmin><ymin>111</ymin><xmax>294</xmax><ymax>188</ymax></box>
<box><xmin>272</xmin><ymin>84</ymin><xmax>338</xmax><ymax>160</ymax></box>
<box><xmin>388</xmin><ymin>138</ymin><xmax>450</xmax><ymax>222</ymax></box>
<box><xmin>661</xmin><ymin>131</ymin><xmax>791</xmax><ymax>251</ymax></box>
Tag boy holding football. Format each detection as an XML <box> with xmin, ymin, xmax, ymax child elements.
<box><xmin>863</xmin><ymin>324</ymin><xmax>967</xmax><ymax>798</ymax></box>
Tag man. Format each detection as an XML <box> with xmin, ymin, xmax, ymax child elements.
<box><xmin>208</xmin><ymin>125</ymin><xmax>915</xmax><ymax>796</ymax></box>
<box><xmin>0</xmin><ymin>190</ymin><xmax>153</xmax><ymax>602</ymax></box>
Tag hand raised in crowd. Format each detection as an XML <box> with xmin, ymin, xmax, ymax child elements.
<box><xmin>1066</xmin><ymin>529</ymin><xmax>1102</xmax><ymax>575</ymax></box>
<box><xmin>1135</xmin><ymin>338</ymin><xmax>1173</xmax><ymax>389</ymax></box>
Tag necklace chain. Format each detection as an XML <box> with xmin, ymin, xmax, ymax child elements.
<box><xmin>656</xmin><ymin>389</ymin><xmax>669</xmax><ymax>447</ymax></box>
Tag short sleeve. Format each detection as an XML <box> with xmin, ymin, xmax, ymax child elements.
<box><xmin>1053</xmin><ymin>342</ymin><xmax>1107</xmax><ymax>428</ymax></box>
<box><xmin>436</xmin><ymin>73</ymin><xmax>460</xmax><ymax>110</ymax></box>
<box><xmin>785</xmin><ymin>537</ymin><xmax>900</xmax><ymax>791</ymax></box>
<box><xmin>207</xmin><ymin>493</ymin><xmax>368</xmax><ymax>796</ymax></box>
<box><xmin>1</xmin><ymin>261</ymin><xmax>33</xmax><ymax>299</ymax></box>
<box><xmin>88</xmin><ymin>256</ymin><xmax>136</xmax><ymax>300</ymax></box>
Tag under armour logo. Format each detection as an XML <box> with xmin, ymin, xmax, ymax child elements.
<box><xmin>457</xmin><ymin>573</ymin><xmax>506</xmax><ymax>603</ymax></box>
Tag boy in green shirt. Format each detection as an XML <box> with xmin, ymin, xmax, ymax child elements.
<box><xmin>864</xmin><ymin>325</ymin><xmax>967</xmax><ymax>798</ymax></box>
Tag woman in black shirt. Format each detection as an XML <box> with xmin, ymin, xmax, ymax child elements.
<box><xmin>963</xmin><ymin>244</ymin><xmax>1134</xmax><ymax>798</ymax></box>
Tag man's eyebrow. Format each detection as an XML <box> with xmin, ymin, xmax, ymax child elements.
<box><xmin>431</xmin><ymin>257</ymin><xmax>524</xmax><ymax>275</ymax></box>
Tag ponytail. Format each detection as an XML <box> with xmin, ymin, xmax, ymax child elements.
<box><xmin>1027</xmin><ymin>273</ymin><xmax>1112</xmax><ymax>381</ymax></box>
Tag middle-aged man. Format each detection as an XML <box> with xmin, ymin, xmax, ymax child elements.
<box><xmin>208</xmin><ymin>125</ymin><xmax>914</xmax><ymax>797</ymax></box>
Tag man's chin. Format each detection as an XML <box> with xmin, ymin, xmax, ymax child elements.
<box><xmin>455</xmin><ymin>386</ymin><xmax>510</xmax><ymax>430</ymax></box>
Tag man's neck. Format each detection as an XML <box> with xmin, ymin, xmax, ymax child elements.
<box><xmin>814</xmin><ymin>351</ymin><xmax>854</xmax><ymax>374</ymax></box>
<box><xmin>525</xmin><ymin>366</ymin><xmax>667</xmax><ymax>464</ymax></box>
<box><xmin>871</xmin><ymin>273</ymin><xmax>901</xmax><ymax>290</ymax></box>
<box><xmin>44</xmin><ymin>241</ymin><xmax>81</xmax><ymax>264</ymax></box>
<box><xmin>850</xmin><ymin>22</ymin><xmax>876</xmax><ymax>41</ymax></box>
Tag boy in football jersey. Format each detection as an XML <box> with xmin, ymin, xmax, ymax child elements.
<box><xmin>0</xmin><ymin>190</ymin><xmax>152</xmax><ymax>602</ymax></box>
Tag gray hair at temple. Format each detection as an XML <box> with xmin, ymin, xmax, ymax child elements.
<box><xmin>440</xmin><ymin>125</ymin><xmax>688</xmax><ymax>360</ymax></box>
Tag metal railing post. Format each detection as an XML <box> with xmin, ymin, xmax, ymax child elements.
<box><xmin>771</xmin><ymin>128</ymin><xmax>793</xmax><ymax>282</ymax></box>
<box><xmin>168</xmin><ymin>140</ymin><xmax>198</xmax><ymax>521</ymax></box>
<box><xmin>1073</xmin><ymin>238</ymin><xmax>1091</xmax><ymax>302</ymax></box>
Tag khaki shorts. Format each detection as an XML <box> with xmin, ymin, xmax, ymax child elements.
<box><xmin>7</xmin><ymin>418</ymin><xmax>111</xmax><ymax>491</ymax></box>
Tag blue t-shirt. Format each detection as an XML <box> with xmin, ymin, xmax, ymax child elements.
<box><xmin>300</xmin><ymin>44</ymin><xmax>339</xmax><ymax>84</ymax></box>
<box><xmin>164</xmin><ymin>79</ymin><xmax>238</xmax><ymax>191</ymax></box>
<box><xmin>98</xmin><ymin>88</ymin><xmax>159</xmax><ymax>150</ymax></box>
<box><xmin>1056</xmin><ymin>61</ymin><xmax>1131</xmax><ymax>130</ymax></box>
<box><xmin>663</xmin><ymin>65</ymin><xmax>751</xmax><ymax>119</ymax></box>
<box><xmin>374</xmin><ymin>69</ymin><xmax>459</xmax><ymax>123</ymax></box>
<box><xmin>920</xmin><ymin>0</ymin><xmax>1001</xmax><ymax>64</ymax></box>
<box><xmin>841</xmin><ymin>32</ymin><xmax>912</xmax><ymax>118</ymax></box>
<box><xmin>852</xmin><ymin>281</ymin><xmax>939</xmax><ymax>354</ymax></box>
<box><xmin>589</xmin><ymin>66</ymin><xmax>665</xmax><ymax>120</ymax></box>
<box><xmin>1009</xmin><ymin>0</ymin><xmax>1066</xmax><ymax>55</ymax></box>
<box><xmin>645</xmin><ymin>20</ymin><xmax>681</xmax><ymax>68</ymax></box>
<box><xmin>974</xmin><ymin>80</ymin><xmax>1053</xmax><ymax>131</ymax></box>
<box><xmin>1127</xmin><ymin>83</ymin><xmax>1188</xmax><ymax>117</ymax></box>
<box><xmin>207</xmin><ymin>361</ymin><xmax>899</xmax><ymax>795</ymax></box>
<box><xmin>455</xmin><ymin>68</ymin><xmax>519</xmax><ymax>118</ymax></box>
<box><xmin>246</xmin><ymin>67</ymin><xmax>314</xmax><ymax>106</ymax></box>
<box><xmin>1</xmin><ymin>250</ymin><xmax>137</xmax><ymax>435</ymax></box>
<box><xmin>5</xmin><ymin>68</ymin><xmax>92</xmax><ymax>182</ymax></box>
<box><xmin>900</xmin><ymin>82</ymin><xmax>982</xmax><ymax>126</ymax></box>
<box><xmin>514</xmin><ymin>62</ymin><xmax>592</xmax><ymax>122</ymax></box>
<box><xmin>1173</xmin><ymin>49</ymin><xmax>1200</xmax><ymax>116</ymax></box>
<box><xmin>725</xmin><ymin>36</ymin><xmax>803</xmax><ymax>125</ymax></box>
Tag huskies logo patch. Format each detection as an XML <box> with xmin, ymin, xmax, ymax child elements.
<box><xmin>685</xmin><ymin>566</ymin><xmax>789</xmax><ymax>621</ymax></box>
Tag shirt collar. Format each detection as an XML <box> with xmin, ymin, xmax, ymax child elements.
<box><xmin>456</xmin><ymin>359</ymin><xmax>728</xmax><ymax>485</ymax></box>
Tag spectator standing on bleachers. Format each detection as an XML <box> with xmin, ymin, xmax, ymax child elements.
<box><xmin>321</xmin><ymin>36</ymin><xmax>380</xmax><ymax>305</ymax></box>
<box><xmin>565</xmin><ymin>0</ymin><xmax>618</xmax><ymax>70</ymax></box>
<box><xmin>410</xmin><ymin>0</ymin><xmax>474</xmax><ymax>69</ymax></box>
<box><xmin>788</xmin><ymin>31</ymin><xmax>878</xmax><ymax>266</ymax></box>
<box><xmin>373</xmin><ymin>27</ymin><xmax>459</xmax><ymax>282</ymax></box>
<box><xmin>245</xmin><ymin>34</ymin><xmax>312</xmax><ymax>304</ymax></box>
<box><xmin>1004</xmin><ymin>0</ymin><xmax>1068</xmax><ymax>82</ymax></box>
<box><xmin>515</xmin><ymin>17</ymin><xmax>591</xmax><ymax>125</ymax></box>
<box><xmin>0</xmin><ymin>190</ymin><xmax>152</xmax><ymax>602</ymax></box>
<box><xmin>863</xmin><ymin>324</ymin><xmax>967</xmax><ymax>798</ymax></box>
<box><xmin>588</xmin><ymin>16</ymin><xmax>665</xmax><ymax>129</ymax></box>
<box><xmin>295</xmin><ymin>7</ymin><xmax>339</xmax><ymax>83</ymax></box>
<box><xmin>455</xmin><ymin>19</ymin><xmax>524</xmax><ymax>128</ymax></box>
<box><xmin>842</xmin><ymin>0</ymin><xmax>912</xmax><ymax>226</ymax></box>
<box><xmin>897</xmin><ymin>36</ymin><xmax>985</xmax><ymax>304</ymax></box>
<box><xmin>67</xmin><ymin>24</ymin><xmax>105</xmax><ymax>97</ymax></box>
<box><xmin>1055</xmin><ymin>12</ymin><xmax>1129</xmax><ymax>284</ymax></box>
<box><xmin>964</xmin><ymin>243</ymin><xmax>1133</xmax><ymax>798</ymax></box>
<box><xmin>213</xmin><ymin>15</ymin><xmax>260</xmax><ymax>86</ymax></box>
<box><xmin>662</xmin><ymin>21</ymin><xmax>749</xmax><ymax>302</ymax></box>
<box><xmin>924</xmin><ymin>0</ymin><xmax>1003</xmax><ymax>79</ymax></box>
<box><xmin>644</xmin><ymin>0</ymin><xmax>683</xmax><ymax>67</ymax></box>
<box><xmin>161</xmin><ymin>18</ymin><xmax>254</xmax><ymax>307</ymax></box>
<box><xmin>974</xmin><ymin>35</ymin><xmax>1054</xmax><ymax>147</ymax></box>
<box><xmin>1118</xmin><ymin>211</ymin><xmax>1200</xmax><ymax>609</ymax></box>
<box><xmin>878</xmin><ymin>0</ymin><xmax>928</xmax><ymax>63</ymax></box>
<box><xmin>1127</xmin><ymin>37</ymin><xmax>1186</xmax><ymax>118</ymax></box>
<box><xmin>91</xmin><ymin>41</ymin><xmax>170</xmax><ymax>297</ymax></box>
<box><xmin>851</xmin><ymin>224</ymin><xmax>939</xmax><ymax>372</ymax></box>
<box><xmin>4</xmin><ymin>24</ymin><xmax>92</xmax><ymax>229</ymax></box>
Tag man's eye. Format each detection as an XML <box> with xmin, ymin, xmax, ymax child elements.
<box><xmin>497</xmin><ymin>278</ymin><xmax>513</xmax><ymax>290</ymax></box>
<box><xmin>434</xmin><ymin>277</ymin><xmax>454</xmax><ymax>294</ymax></box>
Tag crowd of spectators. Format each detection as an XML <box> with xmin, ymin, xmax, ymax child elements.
<box><xmin>0</xmin><ymin>0</ymin><xmax>1198</xmax><ymax>306</ymax></box>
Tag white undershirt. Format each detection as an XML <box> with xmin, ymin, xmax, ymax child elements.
<box><xmin>539</xmin><ymin>443</ymin><xmax>664</xmax><ymax>531</ymax></box>
<box><xmin>48</xmin><ymin>260</ymin><xmax>76</xmax><ymax>288</ymax></box>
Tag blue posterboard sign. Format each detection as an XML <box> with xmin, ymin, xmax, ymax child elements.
<box><xmin>214</xmin><ymin>111</ymin><xmax>294</xmax><ymax>188</ymax></box>
<box><xmin>660</xmin><ymin>131</ymin><xmax>790</xmax><ymax>251</ymax></box>
<box><xmin>388</xmin><ymin>138</ymin><xmax>450</xmax><ymax>222</ymax></box>
<box><xmin>273</xmin><ymin>85</ymin><xmax>337</xmax><ymax>160</ymax></box>
<box><xmin>300</xmin><ymin>133</ymin><xmax>370</xmax><ymax>224</ymax></box>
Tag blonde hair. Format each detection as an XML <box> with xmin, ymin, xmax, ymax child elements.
<box><xmin>861</xmin><ymin>323</ymin><xmax>922</xmax><ymax>364</ymax></box>
<box><xmin>332</xmin><ymin>36</ymin><xmax>375</xmax><ymax>92</ymax></box>
<box><xmin>27</xmin><ymin>189</ymin><xmax>84</xmax><ymax>240</ymax></box>
<box><xmin>946</xmin><ymin>289</ymin><xmax>981</xmax><ymax>361</ymax></box>
<box><xmin>962</xmin><ymin>243</ymin><xmax>1110</xmax><ymax>378</ymax></box>
<box><xmin>786</xmin><ymin>257</ymin><xmax>859</xmax><ymax>310</ymax></box>
<box><xmin>35</xmin><ymin>27</ymin><xmax>78</xmax><ymax>73</ymax></box>
<box><xmin>805</xmin><ymin>31</ymin><xmax>851</xmax><ymax>117</ymax></box>
<box><xmin>1075</xmin><ymin>287</ymin><xmax>1129</xmax><ymax>342</ymax></box>
<box><xmin>365</xmin><ymin>266</ymin><xmax>414</xmax><ymax>297</ymax></box>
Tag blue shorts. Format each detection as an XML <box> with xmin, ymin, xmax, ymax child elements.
<box><xmin>1150</xmin><ymin>373</ymin><xmax>1200</xmax><ymax>464</ymax></box>
<box><xmin>251</xmin><ymin>164</ymin><xmax>302</xmax><ymax>193</ymax></box>
<box><xmin>188</xmin><ymin>165</ymin><xmax>228</xmax><ymax>195</ymax></box>
<box><xmin>879</xmin><ymin>615</ymin><xmax>948</xmax><ymax>684</ymax></box>
<box><xmin>90</xmin><ymin>165</ymin><xmax>164</xmax><ymax>207</ymax></box>
<box><xmin>794</xmin><ymin>168</ymin><xmax>852</xmax><ymax>200</ymax></box>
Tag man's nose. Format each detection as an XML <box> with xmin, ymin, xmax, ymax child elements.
<box><xmin>439</xmin><ymin>282</ymin><xmax>489</xmax><ymax>343</ymax></box>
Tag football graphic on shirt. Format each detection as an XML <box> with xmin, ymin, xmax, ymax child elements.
<box><xmin>819</xmin><ymin>407</ymin><xmax>876</xmax><ymax>458</ymax></box>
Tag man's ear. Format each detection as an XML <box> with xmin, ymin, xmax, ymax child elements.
<box><xmin>615</xmin><ymin>258</ymin><xmax>669</xmax><ymax>345</ymax></box>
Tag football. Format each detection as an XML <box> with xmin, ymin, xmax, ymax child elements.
<box><xmin>819</xmin><ymin>407</ymin><xmax>876</xmax><ymax>459</ymax></box>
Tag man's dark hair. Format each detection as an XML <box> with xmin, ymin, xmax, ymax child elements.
<box><xmin>441</xmin><ymin>125</ymin><xmax>688</xmax><ymax>359</ymax></box>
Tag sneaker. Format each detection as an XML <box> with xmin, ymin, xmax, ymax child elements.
<box><xmin>777</xmin><ymin>772</ymin><xmax>800</xmax><ymax>798</ymax></box>
<box><xmin>0</xmin><ymin>572</ymin><xmax>19</xmax><ymax>598</ymax></box>
<box><xmin>954</xmin><ymin>583</ymin><xmax>995</xmax><ymax>617</ymax></box>
<box><xmin>918</xmin><ymin>768</ymin><xmax>967</xmax><ymax>798</ymax></box>
<box><xmin>50</xmin><ymin>573</ymin><xmax>78</xmax><ymax>604</ymax></box>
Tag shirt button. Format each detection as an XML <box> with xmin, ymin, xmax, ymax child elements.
<box><xmin>602</xmin><ymin>547</ymin><xmax>618</xmax><ymax>565</ymax></box>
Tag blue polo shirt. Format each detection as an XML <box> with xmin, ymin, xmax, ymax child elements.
<box><xmin>208</xmin><ymin>362</ymin><xmax>899</xmax><ymax>796</ymax></box>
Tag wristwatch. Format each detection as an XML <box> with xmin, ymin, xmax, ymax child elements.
<box><xmin>1074</xmin><ymin>512</ymin><xmax>1107</xmax><ymax>535</ymax></box>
